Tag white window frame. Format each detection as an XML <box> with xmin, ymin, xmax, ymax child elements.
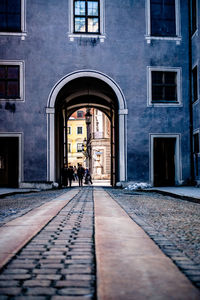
<box><xmin>77</xmin><ymin>142</ymin><xmax>83</xmax><ymax>152</ymax></box>
<box><xmin>0</xmin><ymin>60</ymin><xmax>25</xmax><ymax>102</ymax></box>
<box><xmin>67</xmin><ymin>126</ymin><xmax>72</xmax><ymax>135</ymax></box>
<box><xmin>147</xmin><ymin>66</ymin><xmax>182</xmax><ymax>107</ymax></box>
<box><xmin>0</xmin><ymin>0</ymin><xmax>27</xmax><ymax>40</ymax></box>
<box><xmin>191</xmin><ymin>0</ymin><xmax>198</xmax><ymax>38</ymax></box>
<box><xmin>145</xmin><ymin>0</ymin><xmax>181</xmax><ymax>44</ymax></box>
<box><xmin>150</xmin><ymin>133</ymin><xmax>182</xmax><ymax>186</ymax></box>
<box><xmin>68</xmin><ymin>142</ymin><xmax>72</xmax><ymax>153</ymax></box>
<box><xmin>192</xmin><ymin>62</ymin><xmax>199</xmax><ymax>103</ymax></box>
<box><xmin>68</xmin><ymin>0</ymin><xmax>106</xmax><ymax>42</ymax></box>
<box><xmin>77</xmin><ymin>126</ymin><xmax>83</xmax><ymax>134</ymax></box>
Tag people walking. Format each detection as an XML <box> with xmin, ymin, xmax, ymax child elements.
<box><xmin>68</xmin><ymin>166</ymin><xmax>74</xmax><ymax>187</ymax></box>
<box><xmin>77</xmin><ymin>164</ymin><xmax>85</xmax><ymax>187</ymax></box>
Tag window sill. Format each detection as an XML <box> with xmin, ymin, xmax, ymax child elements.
<box><xmin>0</xmin><ymin>98</ymin><xmax>24</xmax><ymax>102</ymax></box>
<box><xmin>0</xmin><ymin>31</ymin><xmax>27</xmax><ymax>40</ymax></box>
<box><xmin>68</xmin><ymin>33</ymin><xmax>106</xmax><ymax>42</ymax></box>
<box><xmin>148</xmin><ymin>101</ymin><xmax>182</xmax><ymax>107</ymax></box>
<box><xmin>145</xmin><ymin>35</ymin><xmax>182</xmax><ymax>45</ymax></box>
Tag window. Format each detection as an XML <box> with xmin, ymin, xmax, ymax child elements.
<box><xmin>77</xmin><ymin>143</ymin><xmax>83</xmax><ymax>152</ymax></box>
<box><xmin>192</xmin><ymin>65</ymin><xmax>198</xmax><ymax>103</ymax></box>
<box><xmin>191</xmin><ymin>0</ymin><xmax>197</xmax><ymax>35</ymax></box>
<box><xmin>150</xmin><ymin>0</ymin><xmax>176</xmax><ymax>37</ymax></box>
<box><xmin>77</xmin><ymin>110</ymin><xmax>84</xmax><ymax>118</ymax></box>
<box><xmin>0</xmin><ymin>0</ymin><xmax>21</xmax><ymax>32</ymax></box>
<box><xmin>152</xmin><ymin>71</ymin><xmax>177</xmax><ymax>102</ymax></box>
<box><xmin>68</xmin><ymin>143</ymin><xmax>71</xmax><ymax>153</ymax></box>
<box><xmin>148</xmin><ymin>67</ymin><xmax>181</xmax><ymax>106</ymax></box>
<box><xmin>0</xmin><ymin>64</ymin><xmax>20</xmax><ymax>99</ymax></box>
<box><xmin>74</xmin><ymin>0</ymin><xmax>100</xmax><ymax>33</ymax></box>
<box><xmin>77</xmin><ymin>126</ymin><xmax>83</xmax><ymax>134</ymax></box>
<box><xmin>67</xmin><ymin>127</ymin><xmax>71</xmax><ymax>134</ymax></box>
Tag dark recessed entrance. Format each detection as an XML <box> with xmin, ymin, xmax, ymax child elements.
<box><xmin>154</xmin><ymin>137</ymin><xmax>176</xmax><ymax>186</ymax></box>
<box><xmin>54</xmin><ymin>76</ymin><xmax>119</xmax><ymax>186</ymax></box>
<box><xmin>0</xmin><ymin>137</ymin><xmax>19</xmax><ymax>187</ymax></box>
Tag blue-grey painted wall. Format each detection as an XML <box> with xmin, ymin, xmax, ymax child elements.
<box><xmin>0</xmin><ymin>0</ymin><xmax>196</xmax><ymax>185</ymax></box>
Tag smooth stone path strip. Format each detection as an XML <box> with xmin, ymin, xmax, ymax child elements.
<box><xmin>0</xmin><ymin>188</ymin><xmax>79</xmax><ymax>269</ymax></box>
<box><xmin>94</xmin><ymin>188</ymin><xmax>200</xmax><ymax>300</ymax></box>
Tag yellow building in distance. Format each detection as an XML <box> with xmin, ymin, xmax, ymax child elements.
<box><xmin>67</xmin><ymin>109</ymin><xmax>87</xmax><ymax>168</ymax></box>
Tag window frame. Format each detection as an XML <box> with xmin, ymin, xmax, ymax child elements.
<box><xmin>77</xmin><ymin>126</ymin><xmax>83</xmax><ymax>134</ymax></box>
<box><xmin>73</xmin><ymin>0</ymin><xmax>100</xmax><ymax>34</ymax></box>
<box><xmin>0</xmin><ymin>61</ymin><xmax>25</xmax><ymax>101</ymax></box>
<box><xmin>192</xmin><ymin>64</ymin><xmax>198</xmax><ymax>103</ymax></box>
<box><xmin>147</xmin><ymin>66</ymin><xmax>182</xmax><ymax>107</ymax></box>
<box><xmin>77</xmin><ymin>110</ymin><xmax>84</xmax><ymax>118</ymax></box>
<box><xmin>68</xmin><ymin>0</ymin><xmax>105</xmax><ymax>42</ymax></box>
<box><xmin>0</xmin><ymin>0</ymin><xmax>26</xmax><ymax>40</ymax></box>
<box><xmin>68</xmin><ymin>143</ymin><xmax>72</xmax><ymax>153</ymax></box>
<box><xmin>145</xmin><ymin>0</ymin><xmax>181</xmax><ymax>44</ymax></box>
<box><xmin>191</xmin><ymin>0</ymin><xmax>198</xmax><ymax>36</ymax></box>
<box><xmin>67</xmin><ymin>126</ymin><xmax>71</xmax><ymax>134</ymax></box>
<box><xmin>77</xmin><ymin>142</ymin><xmax>83</xmax><ymax>152</ymax></box>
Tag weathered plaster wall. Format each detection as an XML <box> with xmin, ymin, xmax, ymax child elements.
<box><xmin>0</xmin><ymin>0</ymin><xmax>192</xmax><ymax>183</ymax></box>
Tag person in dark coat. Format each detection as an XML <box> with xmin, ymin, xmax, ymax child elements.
<box><xmin>68</xmin><ymin>166</ymin><xmax>74</xmax><ymax>187</ymax></box>
<box><xmin>77</xmin><ymin>164</ymin><xmax>85</xmax><ymax>187</ymax></box>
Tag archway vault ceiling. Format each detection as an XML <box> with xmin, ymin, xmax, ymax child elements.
<box><xmin>55</xmin><ymin>77</ymin><xmax>118</xmax><ymax>112</ymax></box>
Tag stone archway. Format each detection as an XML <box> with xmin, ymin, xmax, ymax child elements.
<box><xmin>46</xmin><ymin>70</ymin><xmax>128</xmax><ymax>185</ymax></box>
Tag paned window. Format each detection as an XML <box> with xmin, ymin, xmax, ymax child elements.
<box><xmin>191</xmin><ymin>0</ymin><xmax>197</xmax><ymax>35</ymax></box>
<box><xmin>150</xmin><ymin>0</ymin><xmax>176</xmax><ymax>36</ymax></box>
<box><xmin>77</xmin><ymin>126</ymin><xmax>83</xmax><ymax>134</ymax></box>
<box><xmin>67</xmin><ymin>127</ymin><xmax>71</xmax><ymax>134</ymax></box>
<box><xmin>152</xmin><ymin>71</ymin><xmax>177</xmax><ymax>102</ymax></box>
<box><xmin>0</xmin><ymin>65</ymin><xmax>20</xmax><ymax>99</ymax></box>
<box><xmin>192</xmin><ymin>66</ymin><xmax>198</xmax><ymax>103</ymax></box>
<box><xmin>68</xmin><ymin>143</ymin><xmax>71</xmax><ymax>153</ymax></box>
<box><xmin>77</xmin><ymin>143</ymin><xmax>83</xmax><ymax>152</ymax></box>
<box><xmin>74</xmin><ymin>0</ymin><xmax>100</xmax><ymax>33</ymax></box>
<box><xmin>0</xmin><ymin>0</ymin><xmax>21</xmax><ymax>32</ymax></box>
<box><xmin>77</xmin><ymin>110</ymin><xmax>84</xmax><ymax>118</ymax></box>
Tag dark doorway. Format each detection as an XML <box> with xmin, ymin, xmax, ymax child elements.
<box><xmin>154</xmin><ymin>138</ymin><xmax>176</xmax><ymax>186</ymax></box>
<box><xmin>0</xmin><ymin>137</ymin><xmax>19</xmax><ymax>187</ymax></box>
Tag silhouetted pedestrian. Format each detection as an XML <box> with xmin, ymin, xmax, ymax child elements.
<box><xmin>68</xmin><ymin>166</ymin><xmax>74</xmax><ymax>187</ymax></box>
<box><xmin>77</xmin><ymin>164</ymin><xmax>85</xmax><ymax>187</ymax></box>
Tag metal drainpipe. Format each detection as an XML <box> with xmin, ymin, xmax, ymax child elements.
<box><xmin>188</xmin><ymin>0</ymin><xmax>195</xmax><ymax>184</ymax></box>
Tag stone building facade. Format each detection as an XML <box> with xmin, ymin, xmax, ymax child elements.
<box><xmin>0</xmin><ymin>0</ymin><xmax>199</xmax><ymax>187</ymax></box>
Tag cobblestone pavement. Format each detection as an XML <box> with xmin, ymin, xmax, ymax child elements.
<box><xmin>0</xmin><ymin>187</ymin><xmax>95</xmax><ymax>299</ymax></box>
<box><xmin>0</xmin><ymin>189</ymin><xmax>69</xmax><ymax>226</ymax></box>
<box><xmin>106</xmin><ymin>188</ymin><xmax>200</xmax><ymax>290</ymax></box>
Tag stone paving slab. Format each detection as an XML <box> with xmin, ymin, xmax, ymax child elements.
<box><xmin>0</xmin><ymin>189</ymin><xmax>79</xmax><ymax>269</ymax></box>
<box><xmin>94</xmin><ymin>188</ymin><xmax>200</xmax><ymax>300</ymax></box>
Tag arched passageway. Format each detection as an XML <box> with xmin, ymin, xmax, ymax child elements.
<box><xmin>46</xmin><ymin>71</ymin><xmax>128</xmax><ymax>186</ymax></box>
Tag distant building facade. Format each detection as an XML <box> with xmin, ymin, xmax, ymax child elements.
<box><xmin>0</xmin><ymin>0</ymin><xmax>200</xmax><ymax>187</ymax></box>
<box><xmin>67</xmin><ymin>109</ymin><xmax>87</xmax><ymax>168</ymax></box>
